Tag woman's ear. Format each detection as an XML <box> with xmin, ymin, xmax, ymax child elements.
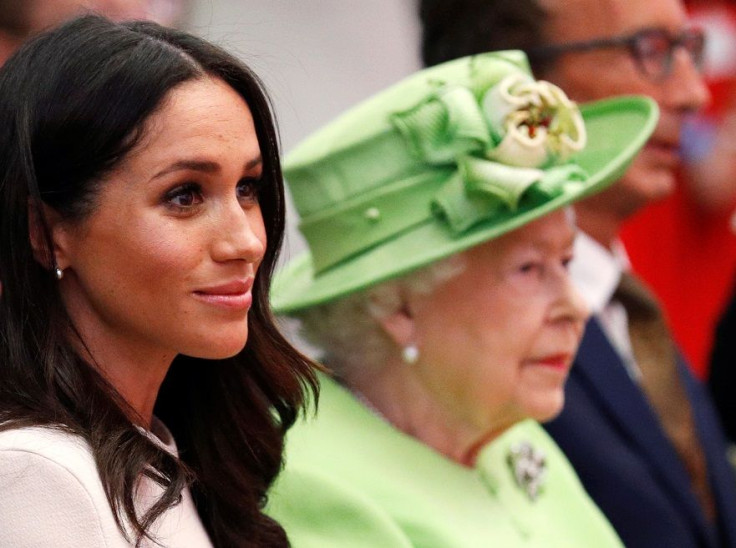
<box><xmin>374</xmin><ymin>299</ymin><xmax>416</xmax><ymax>348</ymax></box>
<box><xmin>28</xmin><ymin>202</ymin><xmax>70</xmax><ymax>271</ymax></box>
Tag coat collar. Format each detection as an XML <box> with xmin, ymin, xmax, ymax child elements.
<box><xmin>574</xmin><ymin>318</ymin><xmax>715</xmax><ymax>543</ymax></box>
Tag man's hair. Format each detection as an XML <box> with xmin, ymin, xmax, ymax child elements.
<box><xmin>419</xmin><ymin>0</ymin><xmax>552</xmax><ymax>74</ymax></box>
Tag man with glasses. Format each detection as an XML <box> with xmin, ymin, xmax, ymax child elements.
<box><xmin>528</xmin><ymin>26</ymin><xmax>705</xmax><ymax>82</ymax></box>
<box><xmin>420</xmin><ymin>1</ymin><xmax>736</xmax><ymax>547</ymax></box>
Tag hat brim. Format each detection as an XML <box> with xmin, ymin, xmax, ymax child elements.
<box><xmin>272</xmin><ymin>95</ymin><xmax>658</xmax><ymax>313</ymax></box>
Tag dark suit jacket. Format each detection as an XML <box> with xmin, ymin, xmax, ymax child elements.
<box><xmin>709</xmin><ymin>284</ymin><xmax>736</xmax><ymax>443</ymax></box>
<box><xmin>545</xmin><ymin>318</ymin><xmax>736</xmax><ymax>548</ymax></box>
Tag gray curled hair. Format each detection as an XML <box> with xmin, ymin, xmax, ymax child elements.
<box><xmin>292</xmin><ymin>255</ymin><xmax>466</xmax><ymax>377</ymax></box>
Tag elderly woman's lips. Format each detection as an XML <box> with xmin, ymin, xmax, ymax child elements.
<box><xmin>532</xmin><ymin>354</ymin><xmax>572</xmax><ymax>370</ymax></box>
<box><xmin>193</xmin><ymin>279</ymin><xmax>253</xmax><ymax>310</ymax></box>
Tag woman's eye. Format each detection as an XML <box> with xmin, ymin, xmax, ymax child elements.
<box><xmin>519</xmin><ymin>261</ymin><xmax>541</xmax><ymax>274</ymax></box>
<box><xmin>237</xmin><ymin>176</ymin><xmax>264</xmax><ymax>204</ymax></box>
<box><xmin>165</xmin><ymin>183</ymin><xmax>203</xmax><ymax>209</ymax></box>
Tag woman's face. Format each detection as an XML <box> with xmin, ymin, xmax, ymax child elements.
<box><xmin>54</xmin><ymin>77</ymin><xmax>266</xmax><ymax>364</ymax></box>
<box><xmin>408</xmin><ymin>209</ymin><xmax>588</xmax><ymax>434</ymax></box>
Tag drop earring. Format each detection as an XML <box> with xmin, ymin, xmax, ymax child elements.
<box><xmin>401</xmin><ymin>344</ymin><xmax>419</xmax><ymax>365</ymax></box>
<box><xmin>55</xmin><ymin>267</ymin><xmax>64</xmax><ymax>280</ymax></box>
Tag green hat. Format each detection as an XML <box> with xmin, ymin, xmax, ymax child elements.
<box><xmin>272</xmin><ymin>51</ymin><xmax>658</xmax><ymax>313</ymax></box>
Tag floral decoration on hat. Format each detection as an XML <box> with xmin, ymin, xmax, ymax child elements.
<box><xmin>391</xmin><ymin>74</ymin><xmax>589</xmax><ymax>234</ymax></box>
<box><xmin>483</xmin><ymin>74</ymin><xmax>586</xmax><ymax>168</ymax></box>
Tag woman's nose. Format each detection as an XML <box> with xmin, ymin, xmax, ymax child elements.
<box><xmin>210</xmin><ymin>198</ymin><xmax>266</xmax><ymax>264</ymax></box>
<box><xmin>552</xmin><ymin>272</ymin><xmax>590</xmax><ymax>325</ymax></box>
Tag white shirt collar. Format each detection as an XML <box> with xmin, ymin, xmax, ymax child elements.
<box><xmin>570</xmin><ymin>231</ymin><xmax>630</xmax><ymax>313</ymax></box>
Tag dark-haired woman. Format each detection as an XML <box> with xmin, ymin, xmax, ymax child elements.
<box><xmin>0</xmin><ymin>15</ymin><xmax>315</xmax><ymax>547</ymax></box>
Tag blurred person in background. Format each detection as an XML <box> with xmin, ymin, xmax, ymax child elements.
<box><xmin>621</xmin><ymin>0</ymin><xmax>736</xmax><ymax>378</ymax></box>
<box><xmin>0</xmin><ymin>0</ymin><xmax>187</xmax><ymax>65</ymax></box>
<box><xmin>420</xmin><ymin>0</ymin><xmax>736</xmax><ymax>547</ymax></box>
<box><xmin>684</xmin><ymin>0</ymin><xmax>736</xmax><ymax>450</ymax></box>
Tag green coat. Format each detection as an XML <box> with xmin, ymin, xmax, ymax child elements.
<box><xmin>268</xmin><ymin>374</ymin><xmax>624</xmax><ymax>547</ymax></box>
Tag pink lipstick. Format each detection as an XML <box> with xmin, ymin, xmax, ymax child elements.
<box><xmin>193</xmin><ymin>278</ymin><xmax>254</xmax><ymax>310</ymax></box>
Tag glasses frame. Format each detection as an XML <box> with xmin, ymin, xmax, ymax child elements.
<box><xmin>526</xmin><ymin>26</ymin><xmax>706</xmax><ymax>82</ymax></box>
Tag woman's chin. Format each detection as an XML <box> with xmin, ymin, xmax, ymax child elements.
<box><xmin>182</xmin><ymin>336</ymin><xmax>249</xmax><ymax>360</ymax></box>
<box><xmin>526</xmin><ymin>392</ymin><xmax>566</xmax><ymax>423</ymax></box>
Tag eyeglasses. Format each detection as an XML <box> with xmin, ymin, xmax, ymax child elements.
<box><xmin>526</xmin><ymin>27</ymin><xmax>706</xmax><ymax>82</ymax></box>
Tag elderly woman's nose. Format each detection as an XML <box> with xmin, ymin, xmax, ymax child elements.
<box><xmin>552</xmin><ymin>274</ymin><xmax>590</xmax><ymax>324</ymax></box>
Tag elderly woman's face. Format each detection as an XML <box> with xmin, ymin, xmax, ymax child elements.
<box><xmin>53</xmin><ymin>77</ymin><xmax>266</xmax><ymax>362</ymax></box>
<box><xmin>408</xmin><ymin>209</ymin><xmax>588</xmax><ymax>432</ymax></box>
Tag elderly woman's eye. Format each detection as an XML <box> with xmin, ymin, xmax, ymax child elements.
<box><xmin>165</xmin><ymin>183</ymin><xmax>203</xmax><ymax>209</ymax></box>
<box><xmin>519</xmin><ymin>261</ymin><xmax>542</xmax><ymax>274</ymax></box>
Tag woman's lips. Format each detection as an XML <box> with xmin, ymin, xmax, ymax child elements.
<box><xmin>531</xmin><ymin>353</ymin><xmax>573</xmax><ymax>370</ymax></box>
<box><xmin>192</xmin><ymin>278</ymin><xmax>254</xmax><ymax>310</ymax></box>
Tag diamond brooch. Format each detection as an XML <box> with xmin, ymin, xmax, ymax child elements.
<box><xmin>507</xmin><ymin>441</ymin><xmax>547</xmax><ymax>502</ymax></box>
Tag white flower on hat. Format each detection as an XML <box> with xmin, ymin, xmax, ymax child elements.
<box><xmin>482</xmin><ymin>74</ymin><xmax>586</xmax><ymax>168</ymax></box>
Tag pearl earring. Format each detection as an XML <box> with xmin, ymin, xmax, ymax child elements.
<box><xmin>401</xmin><ymin>344</ymin><xmax>419</xmax><ymax>365</ymax></box>
<box><xmin>55</xmin><ymin>267</ymin><xmax>64</xmax><ymax>280</ymax></box>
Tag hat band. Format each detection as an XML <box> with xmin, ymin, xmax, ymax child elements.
<box><xmin>296</xmin><ymin>69</ymin><xmax>589</xmax><ymax>274</ymax></box>
<box><xmin>299</xmin><ymin>170</ymin><xmax>449</xmax><ymax>274</ymax></box>
<box><xmin>300</xmin><ymin>159</ymin><xmax>587</xmax><ymax>274</ymax></box>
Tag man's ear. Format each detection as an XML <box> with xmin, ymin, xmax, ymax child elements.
<box><xmin>28</xmin><ymin>202</ymin><xmax>71</xmax><ymax>271</ymax></box>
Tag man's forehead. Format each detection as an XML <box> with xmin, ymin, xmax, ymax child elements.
<box><xmin>539</xmin><ymin>0</ymin><xmax>688</xmax><ymax>41</ymax></box>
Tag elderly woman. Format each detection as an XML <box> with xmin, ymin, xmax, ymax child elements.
<box><xmin>266</xmin><ymin>51</ymin><xmax>657</xmax><ymax>546</ymax></box>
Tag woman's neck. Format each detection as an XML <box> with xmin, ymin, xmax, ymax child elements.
<box><xmin>346</xmin><ymin>362</ymin><xmax>511</xmax><ymax>467</ymax></box>
<box><xmin>67</xmin><ymin>321</ymin><xmax>175</xmax><ymax>429</ymax></box>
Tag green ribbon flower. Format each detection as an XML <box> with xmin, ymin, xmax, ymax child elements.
<box><xmin>391</xmin><ymin>75</ymin><xmax>589</xmax><ymax>233</ymax></box>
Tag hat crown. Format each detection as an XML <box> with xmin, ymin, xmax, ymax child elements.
<box><xmin>285</xmin><ymin>51</ymin><xmax>588</xmax><ymax>274</ymax></box>
<box><xmin>273</xmin><ymin>51</ymin><xmax>658</xmax><ymax>312</ymax></box>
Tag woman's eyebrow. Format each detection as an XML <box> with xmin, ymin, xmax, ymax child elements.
<box><xmin>152</xmin><ymin>155</ymin><xmax>263</xmax><ymax>181</ymax></box>
<box><xmin>244</xmin><ymin>155</ymin><xmax>263</xmax><ymax>171</ymax></box>
<box><xmin>152</xmin><ymin>159</ymin><xmax>220</xmax><ymax>180</ymax></box>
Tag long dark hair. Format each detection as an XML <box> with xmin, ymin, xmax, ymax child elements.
<box><xmin>0</xmin><ymin>15</ymin><xmax>316</xmax><ymax>547</ymax></box>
